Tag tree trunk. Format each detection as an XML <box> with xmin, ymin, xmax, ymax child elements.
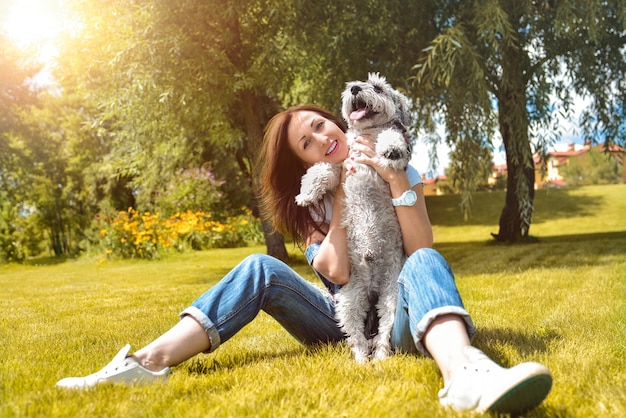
<box><xmin>224</xmin><ymin>8</ymin><xmax>288</xmax><ymax>261</ymax></box>
<box><xmin>240</xmin><ymin>89</ymin><xmax>289</xmax><ymax>262</ymax></box>
<box><xmin>492</xmin><ymin>41</ymin><xmax>536</xmax><ymax>243</ymax></box>
<box><xmin>261</xmin><ymin>217</ymin><xmax>289</xmax><ymax>261</ymax></box>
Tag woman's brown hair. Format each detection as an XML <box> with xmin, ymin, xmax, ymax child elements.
<box><xmin>256</xmin><ymin>105</ymin><xmax>346</xmax><ymax>246</ymax></box>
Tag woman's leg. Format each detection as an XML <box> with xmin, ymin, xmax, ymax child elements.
<box><xmin>57</xmin><ymin>253</ymin><xmax>344</xmax><ymax>387</ymax></box>
<box><xmin>391</xmin><ymin>247</ymin><xmax>475</xmax><ymax>360</ymax></box>
<box><xmin>136</xmin><ymin>253</ymin><xmax>344</xmax><ymax>371</ymax></box>
<box><xmin>180</xmin><ymin>253</ymin><xmax>344</xmax><ymax>352</ymax></box>
<box><xmin>391</xmin><ymin>248</ymin><xmax>552</xmax><ymax>415</ymax></box>
<box><xmin>132</xmin><ymin>316</ymin><xmax>210</xmax><ymax>371</ymax></box>
<box><xmin>422</xmin><ymin>314</ymin><xmax>471</xmax><ymax>383</ymax></box>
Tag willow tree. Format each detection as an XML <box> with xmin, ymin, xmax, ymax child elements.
<box><xmin>275</xmin><ymin>0</ymin><xmax>435</xmax><ymax>109</ymax></box>
<box><xmin>413</xmin><ymin>0</ymin><xmax>626</xmax><ymax>242</ymax></box>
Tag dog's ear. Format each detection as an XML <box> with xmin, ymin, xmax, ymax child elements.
<box><xmin>392</xmin><ymin>89</ymin><xmax>412</xmax><ymax>127</ymax></box>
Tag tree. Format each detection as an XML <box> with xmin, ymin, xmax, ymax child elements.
<box><xmin>0</xmin><ymin>34</ymin><xmax>44</xmax><ymax>260</ymax></box>
<box><xmin>0</xmin><ymin>34</ymin><xmax>39</xmax><ymax>204</ymax></box>
<box><xmin>412</xmin><ymin>0</ymin><xmax>626</xmax><ymax>242</ymax></box>
<box><xmin>58</xmin><ymin>0</ymin><xmax>291</xmax><ymax>259</ymax></box>
<box><xmin>57</xmin><ymin>0</ymin><xmax>435</xmax><ymax>260</ymax></box>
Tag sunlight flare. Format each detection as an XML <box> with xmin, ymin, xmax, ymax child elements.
<box><xmin>1</xmin><ymin>0</ymin><xmax>65</xmax><ymax>47</ymax></box>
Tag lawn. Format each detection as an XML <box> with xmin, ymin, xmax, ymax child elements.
<box><xmin>1</xmin><ymin>184</ymin><xmax>624</xmax><ymax>417</ymax></box>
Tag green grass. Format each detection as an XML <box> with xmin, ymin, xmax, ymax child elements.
<box><xmin>1</xmin><ymin>184</ymin><xmax>625</xmax><ymax>417</ymax></box>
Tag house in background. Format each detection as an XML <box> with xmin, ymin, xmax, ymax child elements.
<box><xmin>488</xmin><ymin>163</ymin><xmax>508</xmax><ymax>189</ymax></box>
<box><xmin>421</xmin><ymin>174</ymin><xmax>447</xmax><ymax>196</ymax></box>
<box><xmin>488</xmin><ymin>141</ymin><xmax>626</xmax><ymax>190</ymax></box>
<box><xmin>534</xmin><ymin>141</ymin><xmax>626</xmax><ymax>188</ymax></box>
<box><xmin>536</xmin><ymin>142</ymin><xmax>592</xmax><ymax>188</ymax></box>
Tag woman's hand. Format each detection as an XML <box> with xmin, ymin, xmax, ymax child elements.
<box><xmin>348</xmin><ymin>135</ymin><xmax>402</xmax><ymax>184</ymax></box>
<box><xmin>348</xmin><ymin>134</ymin><xmax>434</xmax><ymax>254</ymax></box>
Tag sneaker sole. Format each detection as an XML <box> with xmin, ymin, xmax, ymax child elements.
<box><xmin>487</xmin><ymin>373</ymin><xmax>553</xmax><ymax>415</ymax></box>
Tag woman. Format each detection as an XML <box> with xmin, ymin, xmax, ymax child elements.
<box><xmin>57</xmin><ymin>105</ymin><xmax>552</xmax><ymax>414</ymax></box>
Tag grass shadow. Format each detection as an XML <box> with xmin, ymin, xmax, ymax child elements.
<box><xmin>538</xmin><ymin>230</ymin><xmax>626</xmax><ymax>247</ymax></box>
<box><xmin>426</xmin><ymin>188</ymin><xmax>604</xmax><ymax>227</ymax></box>
<box><xmin>435</xmin><ymin>230</ymin><xmax>625</xmax><ymax>274</ymax></box>
<box><xmin>472</xmin><ymin>326</ymin><xmax>561</xmax><ymax>362</ymax></box>
<box><xmin>23</xmin><ymin>255</ymin><xmax>70</xmax><ymax>266</ymax></box>
<box><xmin>184</xmin><ymin>347</ymin><xmax>309</xmax><ymax>375</ymax></box>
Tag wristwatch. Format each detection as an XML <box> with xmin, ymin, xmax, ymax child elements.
<box><xmin>391</xmin><ymin>189</ymin><xmax>417</xmax><ymax>207</ymax></box>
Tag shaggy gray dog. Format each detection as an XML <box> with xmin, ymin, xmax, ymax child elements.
<box><xmin>295</xmin><ymin>73</ymin><xmax>412</xmax><ymax>363</ymax></box>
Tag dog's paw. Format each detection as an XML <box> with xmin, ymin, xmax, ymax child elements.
<box><xmin>346</xmin><ymin>132</ymin><xmax>358</xmax><ymax>148</ymax></box>
<box><xmin>352</xmin><ymin>347</ymin><xmax>370</xmax><ymax>364</ymax></box>
<box><xmin>295</xmin><ymin>162</ymin><xmax>341</xmax><ymax>206</ymax></box>
<box><xmin>372</xmin><ymin>345</ymin><xmax>392</xmax><ymax>363</ymax></box>
<box><xmin>376</xmin><ymin>129</ymin><xmax>411</xmax><ymax>169</ymax></box>
<box><xmin>295</xmin><ymin>192</ymin><xmax>318</xmax><ymax>206</ymax></box>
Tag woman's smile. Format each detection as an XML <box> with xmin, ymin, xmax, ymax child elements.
<box><xmin>326</xmin><ymin>140</ymin><xmax>338</xmax><ymax>156</ymax></box>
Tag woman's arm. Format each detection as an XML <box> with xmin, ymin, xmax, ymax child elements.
<box><xmin>386</xmin><ymin>174</ymin><xmax>434</xmax><ymax>254</ymax></box>
<box><xmin>350</xmin><ymin>136</ymin><xmax>434</xmax><ymax>255</ymax></box>
<box><xmin>305</xmin><ymin>182</ymin><xmax>351</xmax><ymax>285</ymax></box>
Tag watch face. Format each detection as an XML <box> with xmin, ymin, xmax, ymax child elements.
<box><xmin>393</xmin><ymin>190</ymin><xmax>417</xmax><ymax>206</ymax></box>
<box><xmin>405</xmin><ymin>190</ymin><xmax>417</xmax><ymax>205</ymax></box>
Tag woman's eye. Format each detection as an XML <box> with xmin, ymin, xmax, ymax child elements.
<box><xmin>316</xmin><ymin>121</ymin><xmax>324</xmax><ymax>130</ymax></box>
<box><xmin>303</xmin><ymin>138</ymin><xmax>311</xmax><ymax>149</ymax></box>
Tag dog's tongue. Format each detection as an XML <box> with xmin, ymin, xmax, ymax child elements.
<box><xmin>350</xmin><ymin>108</ymin><xmax>368</xmax><ymax>121</ymax></box>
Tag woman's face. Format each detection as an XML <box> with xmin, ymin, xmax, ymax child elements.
<box><xmin>287</xmin><ymin>110</ymin><xmax>349</xmax><ymax>168</ymax></box>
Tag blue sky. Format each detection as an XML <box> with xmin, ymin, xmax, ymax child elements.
<box><xmin>411</xmin><ymin>96</ymin><xmax>591</xmax><ymax>177</ymax></box>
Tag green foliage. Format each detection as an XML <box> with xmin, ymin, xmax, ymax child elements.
<box><xmin>0</xmin><ymin>199</ymin><xmax>25</xmax><ymax>263</ymax></box>
<box><xmin>411</xmin><ymin>0</ymin><xmax>626</xmax><ymax>241</ymax></box>
<box><xmin>560</xmin><ymin>148</ymin><xmax>625</xmax><ymax>186</ymax></box>
<box><xmin>0</xmin><ymin>199</ymin><xmax>47</xmax><ymax>263</ymax></box>
<box><xmin>276</xmin><ymin>0</ymin><xmax>435</xmax><ymax>109</ymax></box>
<box><xmin>443</xmin><ymin>136</ymin><xmax>495</xmax><ymax>220</ymax></box>
<box><xmin>153</xmin><ymin>166</ymin><xmax>227</xmax><ymax>218</ymax></box>
<box><xmin>0</xmin><ymin>35</ymin><xmax>45</xmax><ymax>261</ymax></box>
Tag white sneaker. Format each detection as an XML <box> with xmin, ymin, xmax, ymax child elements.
<box><xmin>439</xmin><ymin>346</ymin><xmax>552</xmax><ymax>414</ymax></box>
<box><xmin>56</xmin><ymin>344</ymin><xmax>171</xmax><ymax>389</ymax></box>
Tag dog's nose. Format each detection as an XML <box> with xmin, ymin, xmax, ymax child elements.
<box><xmin>351</xmin><ymin>86</ymin><xmax>361</xmax><ymax>95</ymax></box>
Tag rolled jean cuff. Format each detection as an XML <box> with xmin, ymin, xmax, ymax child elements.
<box><xmin>180</xmin><ymin>306</ymin><xmax>221</xmax><ymax>353</ymax></box>
<box><xmin>304</xmin><ymin>242</ymin><xmax>321</xmax><ymax>264</ymax></box>
<box><xmin>414</xmin><ymin>306</ymin><xmax>476</xmax><ymax>356</ymax></box>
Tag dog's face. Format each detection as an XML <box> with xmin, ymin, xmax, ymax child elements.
<box><xmin>341</xmin><ymin>73</ymin><xmax>411</xmax><ymax>130</ymax></box>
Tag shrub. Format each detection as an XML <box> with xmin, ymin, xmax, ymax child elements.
<box><xmin>154</xmin><ymin>166</ymin><xmax>227</xmax><ymax>218</ymax></box>
<box><xmin>97</xmin><ymin>208</ymin><xmax>263</xmax><ymax>259</ymax></box>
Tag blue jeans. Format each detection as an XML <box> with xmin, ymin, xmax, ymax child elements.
<box><xmin>181</xmin><ymin>248</ymin><xmax>476</xmax><ymax>356</ymax></box>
